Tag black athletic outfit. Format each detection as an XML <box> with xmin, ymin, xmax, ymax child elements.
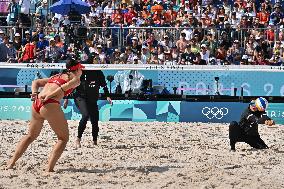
<box><xmin>229</xmin><ymin>107</ymin><xmax>271</xmax><ymax>150</ymax></box>
<box><xmin>74</xmin><ymin>70</ymin><xmax>110</xmax><ymax>142</ymax></box>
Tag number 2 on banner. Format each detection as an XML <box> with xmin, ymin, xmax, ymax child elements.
<box><xmin>264</xmin><ymin>83</ymin><xmax>273</xmax><ymax>96</ymax></box>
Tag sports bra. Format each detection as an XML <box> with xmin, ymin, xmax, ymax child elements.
<box><xmin>48</xmin><ymin>74</ymin><xmax>74</xmax><ymax>96</ymax></box>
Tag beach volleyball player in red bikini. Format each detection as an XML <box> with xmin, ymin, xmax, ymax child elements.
<box><xmin>6</xmin><ymin>58</ymin><xmax>84</xmax><ymax>172</ymax></box>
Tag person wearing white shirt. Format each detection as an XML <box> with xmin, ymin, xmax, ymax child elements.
<box><xmin>200</xmin><ymin>44</ymin><xmax>210</xmax><ymax>64</ymax></box>
<box><xmin>103</xmin><ymin>1</ymin><xmax>113</xmax><ymax>18</ymax></box>
<box><xmin>19</xmin><ymin>0</ymin><xmax>30</xmax><ymax>15</ymax></box>
<box><xmin>182</xmin><ymin>27</ymin><xmax>193</xmax><ymax>41</ymax></box>
<box><xmin>141</xmin><ymin>46</ymin><xmax>150</xmax><ymax>64</ymax></box>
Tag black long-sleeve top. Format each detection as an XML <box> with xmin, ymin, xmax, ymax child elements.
<box><xmin>239</xmin><ymin>107</ymin><xmax>272</xmax><ymax>136</ymax></box>
<box><xmin>74</xmin><ymin>70</ymin><xmax>110</xmax><ymax>102</ymax></box>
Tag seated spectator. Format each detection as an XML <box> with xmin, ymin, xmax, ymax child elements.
<box><xmin>96</xmin><ymin>45</ymin><xmax>106</xmax><ymax>64</ymax></box>
<box><xmin>103</xmin><ymin>1</ymin><xmax>114</xmax><ymax>19</ymax></box>
<box><xmin>164</xmin><ymin>50</ymin><xmax>174</xmax><ymax>65</ymax></box>
<box><xmin>45</xmin><ymin>38</ymin><xmax>62</xmax><ymax>63</ymax></box>
<box><xmin>215</xmin><ymin>44</ymin><xmax>227</xmax><ymax>64</ymax></box>
<box><xmin>110</xmin><ymin>48</ymin><xmax>122</xmax><ymax>64</ymax></box>
<box><xmin>7</xmin><ymin>40</ymin><xmax>17</xmax><ymax>63</ymax></box>
<box><xmin>190</xmin><ymin>38</ymin><xmax>200</xmax><ymax>54</ymax></box>
<box><xmin>19</xmin><ymin>41</ymin><xmax>36</xmax><ymax>63</ymax></box>
<box><xmin>145</xmin><ymin>33</ymin><xmax>159</xmax><ymax>51</ymax></box>
<box><xmin>36</xmin><ymin>34</ymin><xmax>49</xmax><ymax>62</ymax></box>
<box><xmin>180</xmin><ymin>44</ymin><xmax>196</xmax><ymax>65</ymax></box>
<box><xmin>193</xmin><ymin>53</ymin><xmax>207</xmax><ymax>65</ymax></box>
<box><xmin>272</xmin><ymin>41</ymin><xmax>283</xmax><ymax>58</ymax></box>
<box><xmin>124</xmin><ymin>5</ymin><xmax>137</xmax><ymax>26</ymax></box>
<box><xmin>140</xmin><ymin>46</ymin><xmax>150</xmax><ymax>64</ymax></box>
<box><xmin>257</xmin><ymin>4</ymin><xmax>270</xmax><ymax>27</ymax></box>
<box><xmin>200</xmin><ymin>44</ymin><xmax>210</xmax><ymax>64</ymax></box>
<box><xmin>245</xmin><ymin>38</ymin><xmax>255</xmax><ymax>60</ymax></box>
<box><xmin>269</xmin><ymin>55</ymin><xmax>283</xmax><ymax>66</ymax></box>
<box><xmin>255</xmin><ymin>52</ymin><xmax>269</xmax><ymax>65</ymax></box>
<box><xmin>269</xmin><ymin>3</ymin><xmax>283</xmax><ymax>26</ymax></box>
<box><xmin>0</xmin><ymin>36</ymin><xmax>9</xmax><ymax>62</ymax></box>
<box><xmin>111</xmin><ymin>7</ymin><xmax>123</xmax><ymax>25</ymax></box>
<box><xmin>131</xmin><ymin>36</ymin><xmax>142</xmax><ymax>54</ymax></box>
<box><xmin>171</xmin><ymin>45</ymin><xmax>179</xmax><ymax>63</ymax></box>
<box><xmin>150</xmin><ymin>50</ymin><xmax>159</xmax><ymax>64</ymax></box>
<box><xmin>176</xmin><ymin>32</ymin><xmax>188</xmax><ymax>53</ymax></box>
<box><xmin>54</xmin><ymin>35</ymin><xmax>64</xmax><ymax>49</ymax></box>
<box><xmin>157</xmin><ymin>45</ymin><xmax>165</xmax><ymax>64</ymax></box>
<box><xmin>22</xmin><ymin>31</ymin><xmax>31</xmax><ymax>46</ymax></box>
<box><xmin>13</xmin><ymin>33</ymin><xmax>22</xmax><ymax>57</ymax></box>
<box><xmin>0</xmin><ymin>30</ymin><xmax>4</xmax><ymax>43</ymax></box>
<box><xmin>227</xmin><ymin>40</ymin><xmax>244</xmax><ymax>65</ymax></box>
<box><xmin>151</xmin><ymin>1</ymin><xmax>163</xmax><ymax>15</ymax></box>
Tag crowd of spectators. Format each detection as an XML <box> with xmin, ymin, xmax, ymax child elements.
<box><xmin>0</xmin><ymin>0</ymin><xmax>284</xmax><ymax>65</ymax></box>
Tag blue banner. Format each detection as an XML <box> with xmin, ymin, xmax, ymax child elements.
<box><xmin>1</xmin><ymin>98</ymin><xmax>282</xmax><ymax>124</ymax></box>
<box><xmin>0</xmin><ymin>68</ymin><xmax>284</xmax><ymax>96</ymax></box>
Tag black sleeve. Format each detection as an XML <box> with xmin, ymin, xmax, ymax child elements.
<box><xmin>98</xmin><ymin>71</ymin><xmax>110</xmax><ymax>97</ymax></box>
<box><xmin>257</xmin><ymin>112</ymin><xmax>272</xmax><ymax>124</ymax></box>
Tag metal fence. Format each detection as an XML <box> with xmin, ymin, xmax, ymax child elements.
<box><xmin>0</xmin><ymin>26</ymin><xmax>282</xmax><ymax>49</ymax></box>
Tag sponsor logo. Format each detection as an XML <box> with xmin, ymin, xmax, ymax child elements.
<box><xmin>202</xmin><ymin>107</ymin><xmax>229</xmax><ymax>119</ymax></box>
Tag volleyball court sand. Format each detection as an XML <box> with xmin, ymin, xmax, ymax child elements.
<box><xmin>0</xmin><ymin>121</ymin><xmax>283</xmax><ymax>189</ymax></box>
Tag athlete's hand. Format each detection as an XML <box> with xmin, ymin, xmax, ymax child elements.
<box><xmin>265</xmin><ymin>120</ymin><xmax>275</xmax><ymax>126</ymax></box>
<box><xmin>107</xmin><ymin>97</ymin><xmax>112</xmax><ymax>106</ymax></box>
<box><xmin>30</xmin><ymin>93</ymin><xmax>38</xmax><ymax>101</ymax></box>
<box><xmin>39</xmin><ymin>95</ymin><xmax>49</xmax><ymax>103</ymax></box>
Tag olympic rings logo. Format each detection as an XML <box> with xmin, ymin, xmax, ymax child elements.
<box><xmin>201</xmin><ymin>107</ymin><xmax>229</xmax><ymax>120</ymax></box>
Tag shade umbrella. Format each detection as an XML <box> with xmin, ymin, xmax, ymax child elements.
<box><xmin>50</xmin><ymin>0</ymin><xmax>91</xmax><ymax>15</ymax></box>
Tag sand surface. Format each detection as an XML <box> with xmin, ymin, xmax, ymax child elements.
<box><xmin>0</xmin><ymin>121</ymin><xmax>283</xmax><ymax>189</ymax></box>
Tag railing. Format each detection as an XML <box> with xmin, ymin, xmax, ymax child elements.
<box><xmin>0</xmin><ymin>63</ymin><xmax>284</xmax><ymax>71</ymax></box>
<box><xmin>0</xmin><ymin>26</ymin><xmax>282</xmax><ymax>49</ymax></box>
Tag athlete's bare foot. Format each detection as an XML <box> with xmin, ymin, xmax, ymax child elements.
<box><xmin>76</xmin><ymin>138</ymin><xmax>81</xmax><ymax>148</ymax></box>
<box><xmin>5</xmin><ymin>161</ymin><xmax>15</xmax><ymax>170</ymax></box>
<box><xmin>45</xmin><ymin>168</ymin><xmax>55</xmax><ymax>172</ymax></box>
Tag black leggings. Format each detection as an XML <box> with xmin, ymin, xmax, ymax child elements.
<box><xmin>74</xmin><ymin>97</ymin><xmax>99</xmax><ymax>141</ymax></box>
<box><xmin>229</xmin><ymin>121</ymin><xmax>268</xmax><ymax>150</ymax></box>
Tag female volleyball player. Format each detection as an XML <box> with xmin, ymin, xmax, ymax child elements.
<box><xmin>6</xmin><ymin>58</ymin><xmax>84</xmax><ymax>172</ymax></box>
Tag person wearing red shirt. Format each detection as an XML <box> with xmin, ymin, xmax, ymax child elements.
<box><xmin>265</xmin><ymin>25</ymin><xmax>275</xmax><ymax>42</ymax></box>
<box><xmin>257</xmin><ymin>5</ymin><xmax>270</xmax><ymax>27</ymax></box>
<box><xmin>124</xmin><ymin>5</ymin><xmax>137</xmax><ymax>25</ymax></box>
<box><xmin>111</xmin><ymin>7</ymin><xmax>123</xmax><ymax>25</ymax></box>
<box><xmin>255</xmin><ymin>52</ymin><xmax>269</xmax><ymax>65</ymax></box>
<box><xmin>151</xmin><ymin>2</ymin><xmax>163</xmax><ymax>15</ymax></box>
<box><xmin>163</xmin><ymin>6</ymin><xmax>177</xmax><ymax>24</ymax></box>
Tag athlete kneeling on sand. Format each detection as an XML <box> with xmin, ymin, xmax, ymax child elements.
<box><xmin>229</xmin><ymin>97</ymin><xmax>275</xmax><ymax>151</ymax></box>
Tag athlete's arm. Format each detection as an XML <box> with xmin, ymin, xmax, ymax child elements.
<box><xmin>31</xmin><ymin>78</ymin><xmax>49</xmax><ymax>94</ymax></box>
<box><xmin>42</xmin><ymin>76</ymin><xmax>81</xmax><ymax>101</ymax></box>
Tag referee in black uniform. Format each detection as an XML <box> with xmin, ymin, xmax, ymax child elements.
<box><xmin>73</xmin><ymin>68</ymin><xmax>112</xmax><ymax>147</ymax></box>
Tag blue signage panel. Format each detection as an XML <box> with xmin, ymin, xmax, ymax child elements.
<box><xmin>266</xmin><ymin>103</ymin><xmax>284</xmax><ymax>125</ymax></box>
<box><xmin>1</xmin><ymin>68</ymin><xmax>284</xmax><ymax>96</ymax></box>
<box><xmin>180</xmin><ymin>102</ymin><xmax>248</xmax><ymax>123</ymax></box>
<box><xmin>1</xmin><ymin>98</ymin><xmax>277</xmax><ymax>124</ymax></box>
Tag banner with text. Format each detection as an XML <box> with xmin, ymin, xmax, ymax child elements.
<box><xmin>0</xmin><ymin>67</ymin><xmax>284</xmax><ymax>96</ymax></box>
<box><xmin>0</xmin><ymin>98</ymin><xmax>283</xmax><ymax>124</ymax></box>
